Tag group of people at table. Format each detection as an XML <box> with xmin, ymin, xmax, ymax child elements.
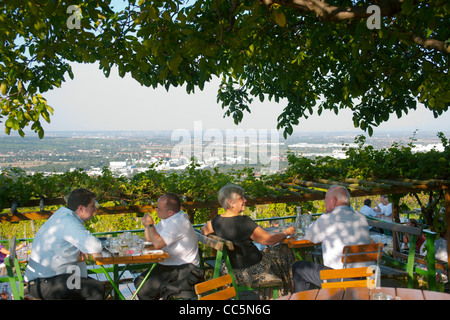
<box><xmin>13</xmin><ymin>185</ymin><xmax>404</xmax><ymax>299</ymax></box>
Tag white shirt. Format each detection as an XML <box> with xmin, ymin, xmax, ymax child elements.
<box><xmin>305</xmin><ymin>205</ymin><xmax>372</xmax><ymax>269</ymax></box>
<box><xmin>360</xmin><ymin>205</ymin><xmax>377</xmax><ymax>218</ymax></box>
<box><xmin>377</xmin><ymin>203</ymin><xmax>392</xmax><ymax>216</ymax></box>
<box><xmin>24</xmin><ymin>207</ymin><xmax>102</xmax><ymax>281</ymax></box>
<box><xmin>156</xmin><ymin>211</ymin><xmax>199</xmax><ymax>266</ymax></box>
<box><xmin>434</xmin><ymin>237</ymin><xmax>448</xmax><ymax>262</ymax></box>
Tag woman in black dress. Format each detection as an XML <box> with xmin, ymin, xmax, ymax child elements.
<box><xmin>201</xmin><ymin>183</ymin><xmax>296</xmax><ymax>298</ymax></box>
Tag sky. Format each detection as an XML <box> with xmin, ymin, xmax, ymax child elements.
<box><xmin>39</xmin><ymin>62</ymin><xmax>450</xmax><ymax>136</ymax></box>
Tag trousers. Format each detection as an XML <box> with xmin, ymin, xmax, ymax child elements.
<box><xmin>134</xmin><ymin>263</ymin><xmax>204</xmax><ymax>300</ymax></box>
<box><xmin>292</xmin><ymin>260</ymin><xmax>332</xmax><ymax>292</ymax></box>
<box><xmin>28</xmin><ymin>274</ymin><xmax>105</xmax><ymax>300</ymax></box>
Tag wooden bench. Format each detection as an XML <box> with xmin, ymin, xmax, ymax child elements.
<box><xmin>366</xmin><ymin>218</ymin><xmax>443</xmax><ymax>291</ymax></box>
<box><xmin>89</xmin><ymin>268</ymin><xmax>138</xmax><ymax>300</ymax></box>
<box><xmin>87</xmin><ymin>264</ymin><xmax>138</xmax><ymax>299</ymax></box>
<box><xmin>87</xmin><ymin>264</ymin><xmax>135</xmax><ymax>284</ymax></box>
<box><xmin>195</xmin><ymin>229</ymin><xmax>283</xmax><ymax>299</ymax></box>
<box><xmin>391</xmin><ymin>252</ymin><xmax>447</xmax><ymax>272</ymax></box>
<box><xmin>391</xmin><ymin>250</ymin><xmax>448</xmax><ymax>286</ymax></box>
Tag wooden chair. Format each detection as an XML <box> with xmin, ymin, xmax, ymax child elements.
<box><xmin>342</xmin><ymin>243</ymin><xmax>383</xmax><ymax>287</ymax></box>
<box><xmin>320</xmin><ymin>267</ymin><xmax>375</xmax><ymax>289</ymax></box>
<box><xmin>4</xmin><ymin>236</ymin><xmax>25</xmax><ymax>300</ymax></box>
<box><xmin>342</xmin><ymin>243</ymin><xmax>383</xmax><ymax>267</ymax></box>
<box><xmin>195</xmin><ymin>274</ymin><xmax>236</xmax><ymax>300</ymax></box>
<box><xmin>196</xmin><ymin>230</ymin><xmax>283</xmax><ymax>299</ymax></box>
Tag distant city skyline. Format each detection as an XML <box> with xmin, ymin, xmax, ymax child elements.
<box><xmin>34</xmin><ymin>62</ymin><xmax>450</xmax><ymax>136</ymax></box>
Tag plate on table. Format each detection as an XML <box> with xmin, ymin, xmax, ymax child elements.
<box><xmin>143</xmin><ymin>249</ymin><xmax>164</xmax><ymax>255</ymax></box>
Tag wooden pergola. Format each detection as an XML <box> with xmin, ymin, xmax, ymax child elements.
<box><xmin>1</xmin><ymin>178</ymin><xmax>449</xmax><ymax>270</ymax></box>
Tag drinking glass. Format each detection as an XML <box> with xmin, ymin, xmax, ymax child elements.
<box><xmin>110</xmin><ymin>240</ymin><xmax>120</xmax><ymax>255</ymax></box>
<box><xmin>372</xmin><ymin>292</ymin><xmax>387</xmax><ymax>300</ymax></box>
<box><xmin>301</xmin><ymin>214</ymin><xmax>311</xmax><ymax>233</ymax></box>
<box><xmin>294</xmin><ymin>206</ymin><xmax>301</xmax><ymax>230</ymax></box>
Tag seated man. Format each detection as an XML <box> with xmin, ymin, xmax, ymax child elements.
<box><xmin>359</xmin><ymin>198</ymin><xmax>379</xmax><ymax>231</ymax></box>
<box><xmin>134</xmin><ymin>193</ymin><xmax>204</xmax><ymax>299</ymax></box>
<box><xmin>25</xmin><ymin>188</ymin><xmax>105</xmax><ymax>300</ymax></box>
<box><xmin>292</xmin><ymin>185</ymin><xmax>372</xmax><ymax>292</ymax></box>
<box><xmin>374</xmin><ymin>194</ymin><xmax>392</xmax><ymax>221</ymax></box>
<box><xmin>360</xmin><ymin>199</ymin><xmax>378</xmax><ymax>218</ymax></box>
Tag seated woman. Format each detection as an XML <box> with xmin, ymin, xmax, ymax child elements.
<box><xmin>201</xmin><ymin>183</ymin><xmax>296</xmax><ymax>298</ymax></box>
<box><xmin>402</xmin><ymin>219</ymin><xmax>426</xmax><ymax>253</ymax></box>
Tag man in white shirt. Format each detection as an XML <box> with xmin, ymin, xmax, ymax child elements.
<box><xmin>292</xmin><ymin>185</ymin><xmax>372</xmax><ymax>292</ymax></box>
<box><xmin>134</xmin><ymin>193</ymin><xmax>203</xmax><ymax>299</ymax></box>
<box><xmin>25</xmin><ymin>188</ymin><xmax>104</xmax><ymax>300</ymax></box>
<box><xmin>360</xmin><ymin>199</ymin><xmax>378</xmax><ymax>218</ymax></box>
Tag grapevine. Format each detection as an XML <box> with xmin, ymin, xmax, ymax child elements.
<box><xmin>0</xmin><ymin>132</ymin><xmax>449</xmax><ymax>236</ymax></box>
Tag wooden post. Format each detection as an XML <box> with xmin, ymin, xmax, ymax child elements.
<box><xmin>391</xmin><ymin>195</ymin><xmax>401</xmax><ymax>224</ymax></box>
<box><xmin>392</xmin><ymin>195</ymin><xmax>401</xmax><ymax>252</ymax></box>
<box><xmin>209</xmin><ymin>207</ymin><xmax>218</xmax><ymax>220</ymax></box>
<box><xmin>187</xmin><ymin>209</ymin><xmax>195</xmax><ymax>224</ymax></box>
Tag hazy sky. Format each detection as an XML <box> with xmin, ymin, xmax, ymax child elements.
<box><xmin>41</xmin><ymin>62</ymin><xmax>450</xmax><ymax>135</ymax></box>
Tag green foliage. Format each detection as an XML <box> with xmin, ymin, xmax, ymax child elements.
<box><xmin>285</xmin><ymin>132</ymin><xmax>450</xmax><ymax>182</ymax></box>
<box><xmin>286</xmin><ymin>131</ymin><xmax>450</xmax><ymax>232</ymax></box>
<box><xmin>0</xmin><ymin>0</ymin><xmax>111</xmax><ymax>137</ymax></box>
<box><xmin>0</xmin><ymin>132</ymin><xmax>448</xmax><ymax>235</ymax></box>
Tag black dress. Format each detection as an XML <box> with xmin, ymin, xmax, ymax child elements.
<box><xmin>211</xmin><ymin>215</ymin><xmax>295</xmax><ymax>299</ymax></box>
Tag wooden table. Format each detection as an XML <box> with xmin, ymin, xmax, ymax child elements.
<box><xmin>278</xmin><ymin>287</ymin><xmax>450</xmax><ymax>300</ymax></box>
<box><xmin>283</xmin><ymin>237</ymin><xmax>317</xmax><ymax>248</ymax></box>
<box><xmin>92</xmin><ymin>250</ymin><xmax>169</xmax><ymax>300</ymax></box>
<box><xmin>264</xmin><ymin>227</ymin><xmax>317</xmax><ymax>250</ymax></box>
<box><xmin>283</xmin><ymin>236</ymin><xmax>319</xmax><ymax>261</ymax></box>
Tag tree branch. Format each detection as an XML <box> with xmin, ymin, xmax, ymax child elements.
<box><xmin>260</xmin><ymin>0</ymin><xmax>402</xmax><ymax>20</ymax></box>
<box><xmin>259</xmin><ymin>0</ymin><xmax>450</xmax><ymax>54</ymax></box>
<box><xmin>410</xmin><ymin>33</ymin><xmax>450</xmax><ymax>54</ymax></box>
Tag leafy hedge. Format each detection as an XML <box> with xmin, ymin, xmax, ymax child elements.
<box><xmin>1</xmin><ymin>132</ymin><xmax>448</xmax><ymax>236</ymax></box>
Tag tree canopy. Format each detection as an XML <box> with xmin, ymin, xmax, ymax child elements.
<box><xmin>1</xmin><ymin>0</ymin><xmax>449</xmax><ymax>138</ymax></box>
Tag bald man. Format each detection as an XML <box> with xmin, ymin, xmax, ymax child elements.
<box><xmin>292</xmin><ymin>185</ymin><xmax>372</xmax><ymax>292</ymax></box>
<box><xmin>134</xmin><ymin>193</ymin><xmax>203</xmax><ymax>299</ymax></box>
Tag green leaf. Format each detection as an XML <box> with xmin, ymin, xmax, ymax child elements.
<box><xmin>273</xmin><ymin>11</ymin><xmax>286</xmax><ymax>27</ymax></box>
<box><xmin>401</xmin><ymin>0</ymin><xmax>414</xmax><ymax>15</ymax></box>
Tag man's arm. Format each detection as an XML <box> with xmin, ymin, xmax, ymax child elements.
<box><xmin>142</xmin><ymin>213</ymin><xmax>167</xmax><ymax>249</ymax></box>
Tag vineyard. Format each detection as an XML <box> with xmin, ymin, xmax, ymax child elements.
<box><xmin>1</xmin><ymin>133</ymin><xmax>449</xmax><ymax>240</ymax></box>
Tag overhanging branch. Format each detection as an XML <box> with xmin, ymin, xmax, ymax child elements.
<box><xmin>410</xmin><ymin>33</ymin><xmax>450</xmax><ymax>54</ymax></box>
<box><xmin>260</xmin><ymin>0</ymin><xmax>402</xmax><ymax>20</ymax></box>
<box><xmin>259</xmin><ymin>0</ymin><xmax>450</xmax><ymax>54</ymax></box>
